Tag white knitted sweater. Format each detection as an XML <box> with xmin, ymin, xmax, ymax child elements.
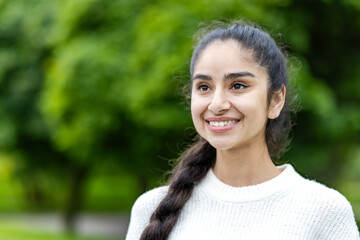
<box><xmin>126</xmin><ymin>164</ymin><xmax>359</xmax><ymax>239</ymax></box>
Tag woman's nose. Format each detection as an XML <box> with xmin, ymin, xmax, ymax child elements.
<box><xmin>208</xmin><ymin>90</ymin><xmax>231</xmax><ymax>114</ymax></box>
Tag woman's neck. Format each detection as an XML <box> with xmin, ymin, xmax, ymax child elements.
<box><xmin>213</xmin><ymin>143</ymin><xmax>281</xmax><ymax>187</ymax></box>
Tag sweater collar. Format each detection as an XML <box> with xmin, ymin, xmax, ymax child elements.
<box><xmin>196</xmin><ymin>164</ymin><xmax>302</xmax><ymax>203</ymax></box>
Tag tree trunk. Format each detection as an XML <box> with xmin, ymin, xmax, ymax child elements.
<box><xmin>63</xmin><ymin>165</ymin><xmax>89</xmax><ymax>234</ymax></box>
<box><xmin>22</xmin><ymin>174</ymin><xmax>46</xmax><ymax>209</ymax></box>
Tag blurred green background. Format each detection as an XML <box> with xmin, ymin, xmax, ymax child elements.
<box><xmin>0</xmin><ymin>0</ymin><xmax>359</xmax><ymax>238</ymax></box>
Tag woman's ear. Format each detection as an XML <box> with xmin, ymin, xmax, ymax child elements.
<box><xmin>268</xmin><ymin>85</ymin><xmax>286</xmax><ymax>119</ymax></box>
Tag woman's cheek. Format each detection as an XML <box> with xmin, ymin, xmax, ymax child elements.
<box><xmin>191</xmin><ymin>97</ymin><xmax>208</xmax><ymax>131</ymax></box>
<box><xmin>191</xmin><ymin>99</ymin><xmax>200</xmax><ymax>123</ymax></box>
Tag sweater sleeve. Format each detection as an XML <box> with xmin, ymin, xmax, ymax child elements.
<box><xmin>125</xmin><ymin>186</ymin><xmax>168</xmax><ymax>240</ymax></box>
<box><xmin>317</xmin><ymin>190</ymin><xmax>360</xmax><ymax>240</ymax></box>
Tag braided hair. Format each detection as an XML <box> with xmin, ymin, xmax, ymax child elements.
<box><xmin>140</xmin><ymin>21</ymin><xmax>294</xmax><ymax>240</ymax></box>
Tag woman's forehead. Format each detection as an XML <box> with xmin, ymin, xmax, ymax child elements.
<box><xmin>194</xmin><ymin>40</ymin><xmax>266</xmax><ymax>77</ymax></box>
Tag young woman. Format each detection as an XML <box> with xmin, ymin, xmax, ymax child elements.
<box><xmin>126</xmin><ymin>22</ymin><xmax>359</xmax><ymax>240</ymax></box>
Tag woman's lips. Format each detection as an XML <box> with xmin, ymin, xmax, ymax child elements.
<box><xmin>205</xmin><ymin>117</ymin><xmax>240</xmax><ymax>133</ymax></box>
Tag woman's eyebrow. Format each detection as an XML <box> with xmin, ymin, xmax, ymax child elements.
<box><xmin>192</xmin><ymin>72</ymin><xmax>255</xmax><ymax>81</ymax></box>
<box><xmin>224</xmin><ymin>72</ymin><xmax>255</xmax><ymax>80</ymax></box>
<box><xmin>192</xmin><ymin>74</ymin><xmax>212</xmax><ymax>81</ymax></box>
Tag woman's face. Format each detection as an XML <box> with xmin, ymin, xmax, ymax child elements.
<box><xmin>191</xmin><ymin>40</ymin><xmax>283</xmax><ymax>151</ymax></box>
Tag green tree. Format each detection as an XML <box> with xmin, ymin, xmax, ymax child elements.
<box><xmin>0</xmin><ymin>0</ymin><xmax>67</xmax><ymax>208</ymax></box>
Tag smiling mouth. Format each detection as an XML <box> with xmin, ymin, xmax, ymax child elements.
<box><xmin>206</xmin><ymin>120</ymin><xmax>240</xmax><ymax>127</ymax></box>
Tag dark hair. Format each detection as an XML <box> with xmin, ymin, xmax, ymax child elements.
<box><xmin>140</xmin><ymin>21</ymin><xmax>295</xmax><ymax>240</ymax></box>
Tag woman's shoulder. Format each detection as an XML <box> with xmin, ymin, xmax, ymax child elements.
<box><xmin>295</xmin><ymin>177</ymin><xmax>359</xmax><ymax>237</ymax></box>
<box><xmin>279</xmin><ymin>164</ymin><xmax>352</xmax><ymax>208</ymax></box>
<box><xmin>131</xmin><ymin>185</ymin><xmax>169</xmax><ymax>215</ymax></box>
<box><xmin>126</xmin><ymin>186</ymin><xmax>169</xmax><ymax>240</ymax></box>
<box><xmin>294</xmin><ymin>174</ymin><xmax>357</xmax><ymax>222</ymax></box>
<box><xmin>296</xmin><ymin>175</ymin><xmax>351</xmax><ymax>206</ymax></box>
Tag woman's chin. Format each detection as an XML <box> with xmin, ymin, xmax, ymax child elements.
<box><xmin>207</xmin><ymin>140</ymin><xmax>234</xmax><ymax>151</ymax></box>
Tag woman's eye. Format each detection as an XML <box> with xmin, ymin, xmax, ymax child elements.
<box><xmin>231</xmin><ymin>83</ymin><xmax>246</xmax><ymax>90</ymax></box>
<box><xmin>198</xmin><ymin>84</ymin><xmax>210</xmax><ymax>92</ymax></box>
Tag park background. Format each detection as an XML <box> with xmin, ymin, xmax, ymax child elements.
<box><xmin>0</xmin><ymin>0</ymin><xmax>359</xmax><ymax>239</ymax></box>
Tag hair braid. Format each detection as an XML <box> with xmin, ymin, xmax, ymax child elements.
<box><xmin>140</xmin><ymin>137</ymin><xmax>215</xmax><ymax>240</ymax></box>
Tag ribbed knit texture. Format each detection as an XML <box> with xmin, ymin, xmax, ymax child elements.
<box><xmin>126</xmin><ymin>164</ymin><xmax>360</xmax><ymax>240</ymax></box>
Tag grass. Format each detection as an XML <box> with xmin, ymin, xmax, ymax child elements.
<box><xmin>0</xmin><ymin>222</ymin><xmax>124</xmax><ymax>240</ymax></box>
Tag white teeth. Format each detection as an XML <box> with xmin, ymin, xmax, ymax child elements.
<box><xmin>209</xmin><ymin>120</ymin><xmax>239</xmax><ymax>127</ymax></box>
